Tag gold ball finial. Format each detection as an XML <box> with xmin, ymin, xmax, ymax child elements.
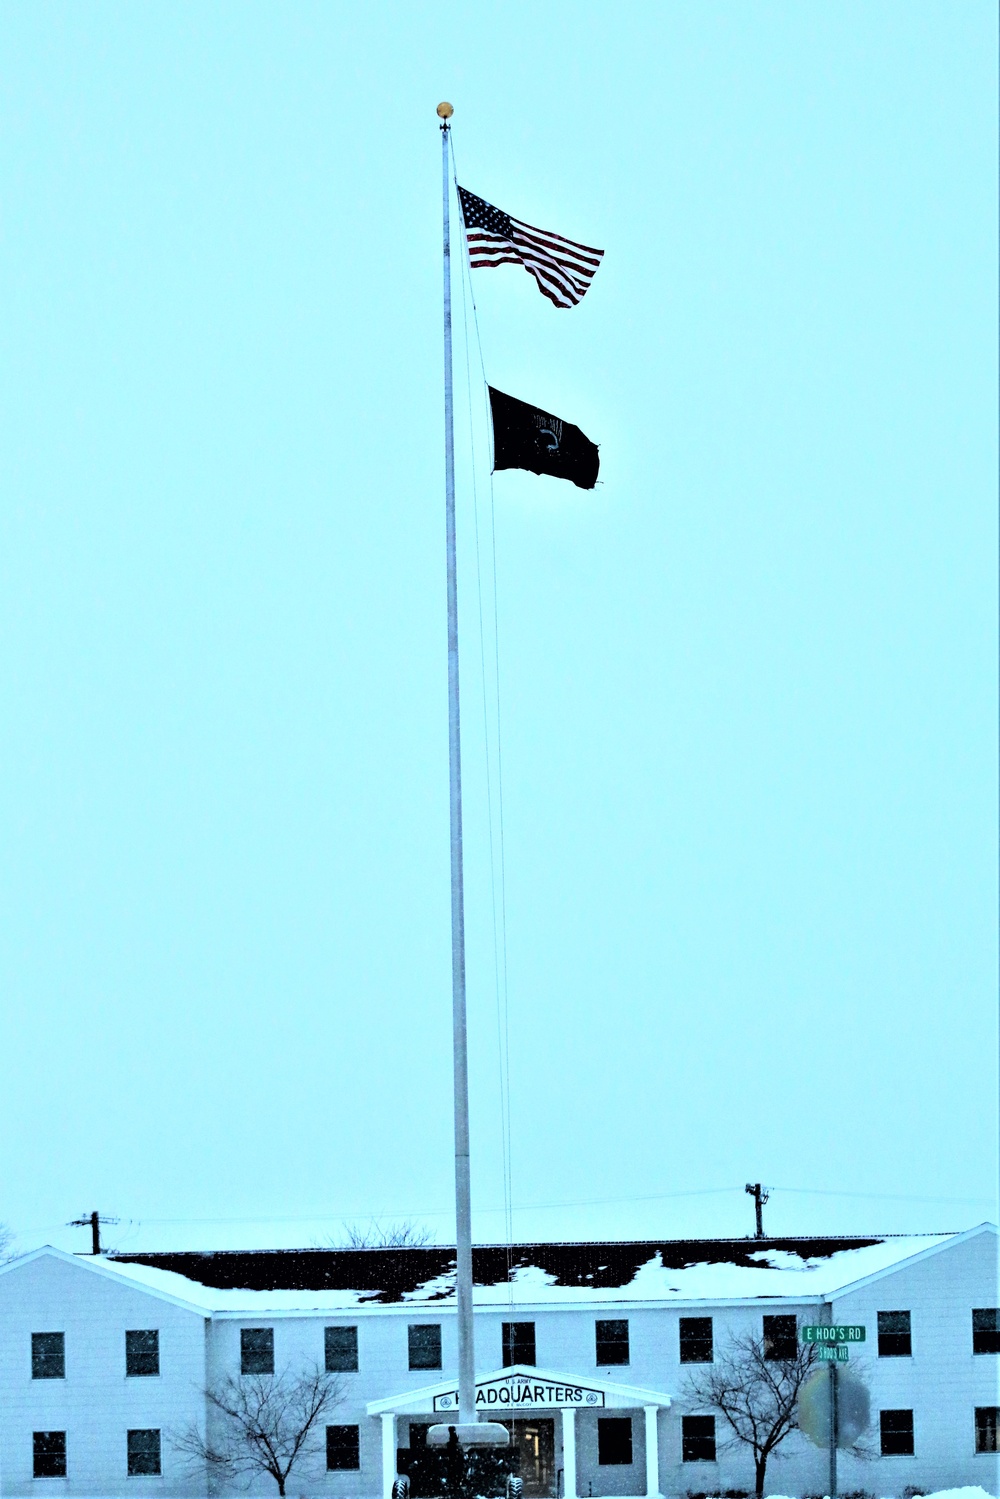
<box><xmin>436</xmin><ymin>101</ymin><xmax>454</xmax><ymax>119</ymax></box>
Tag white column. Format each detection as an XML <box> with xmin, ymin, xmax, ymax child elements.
<box><xmin>561</xmin><ymin>1407</ymin><xmax>577</xmax><ymax>1499</ymax></box>
<box><xmin>381</xmin><ymin>1414</ymin><xmax>397</xmax><ymax>1499</ymax></box>
<box><xmin>643</xmin><ymin>1407</ymin><xmax>659</xmax><ymax>1499</ymax></box>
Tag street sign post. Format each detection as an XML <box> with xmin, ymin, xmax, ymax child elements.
<box><xmin>798</xmin><ymin>1324</ymin><xmax>868</xmax><ymax>1495</ymax></box>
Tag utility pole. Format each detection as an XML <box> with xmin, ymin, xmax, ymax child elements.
<box><xmin>69</xmin><ymin>1212</ymin><xmax>102</xmax><ymax>1254</ymax></box>
<box><xmin>69</xmin><ymin>1211</ymin><xmax>117</xmax><ymax>1255</ymax></box>
<box><xmin>744</xmin><ymin>1183</ymin><xmax>769</xmax><ymax>1238</ymax></box>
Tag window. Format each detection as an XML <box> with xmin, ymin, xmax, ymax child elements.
<box><xmin>126</xmin><ymin>1330</ymin><xmax>159</xmax><ymax>1378</ymax></box>
<box><xmin>877</xmin><ymin>1310</ymin><xmax>912</xmax><ymax>1357</ymax></box>
<box><xmin>33</xmin><ymin>1432</ymin><xmax>67</xmax><ymax>1478</ymax></box>
<box><xmin>976</xmin><ymin>1407</ymin><xmax>999</xmax><ymax>1454</ymax></box>
<box><xmin>502</xmin><ymin>1322</ymin><xmax>536</xmax><ymax>1367</ymax></box>
<box><xmin>31</xmin><ymin>1333</ymin><xmax>65</xmax><ymax>1380</ymax></box>
<box><xmin>325</xmin><ymin>1326</ymin><xmax>359</xmax><ymax>1373</ymax></box>
<box><xmin>879</xmin><ymin>1409</ymin><xmax>914</xmax><ymax>1456</ymax></box>
<box><xmin>240</xmin><ymin>1327</ymin><xmax>274</xmax><ymax>1375</ymax></box>
<box><xmin>595</xmin><ymin>1319</ymin><xmax>629</xmax><ymax>1366</ymax></box>
<box><xmin>327</xmin><ymin>1425</ymin><xmax>361</xmax><ymax>1470</ymax></box>
<box><xmin>681</xmin><ymin>1416</ymin><xmax>716</xmax><ymax>1462</ymax></box>
<box><xmin>973</xmin><ymin>1309</ymin><xmax>1000</xmax><ymax>1355</ymax></box>
<box><xmin>763</xmin><ymin>1315</ymin><xmax>797</xmax><ymax>1361</ymax></box>
<box><xmin>597</xmin><ymin>1417</ymin><xmax>632</xmax><ymax>1465</ymax></box>
<box><xmin>679</xmin><ymin>1317</ymin><xmax>713</xmax><ymax>1363</ymax></box>
<box><xmin>408</xmin><ymin>1325</ymin><xmax>442</xmax><ymax>1371</ymax></box>
<box><xmin>127</xmin><ymin>1430</ymin><xmax>162</xmax><ymax>1477</ymax></box>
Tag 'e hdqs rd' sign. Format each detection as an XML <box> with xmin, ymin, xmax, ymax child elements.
<box><xmin>801</xmin><ymin>1324</ymin><xmax>866</xmax><ymax>1344</ymax></box>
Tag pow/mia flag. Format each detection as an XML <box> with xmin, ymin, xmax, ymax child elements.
<box><xmin>488</xmin><ymin>387</ymin><xmax>599</xmax><ymax>490</ymax></box>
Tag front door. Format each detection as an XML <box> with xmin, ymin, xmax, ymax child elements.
<box><xmin>501</xmin><ymin>1419</ymin><xmax>555</xmax><ymax>1499</ymax></box>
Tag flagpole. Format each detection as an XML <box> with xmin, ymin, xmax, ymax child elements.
<box><xmin>437</xmin><ymin>99</ymin><xmax>476</xmax><ymax>1432</ymax></box>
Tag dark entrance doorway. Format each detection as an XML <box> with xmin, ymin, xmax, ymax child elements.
<box><xmin>499</xmin><ymin>1419</ymin><xmax>555</xmax><ymax>1499</ymax></box>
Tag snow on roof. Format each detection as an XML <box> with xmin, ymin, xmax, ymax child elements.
<box><xmin>92</xmin><ymin>1232</ymin><xmax>967</xmax><ymax>1314</ymax></box>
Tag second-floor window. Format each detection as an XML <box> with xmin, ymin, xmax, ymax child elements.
<box><xmin>326</xmin><ymin>1326</ymin><xmax>359</xmax><ymax>1372</ymax></box>
<box><xmin>973</xmin><ymin>1309</ymin><xmax>1000</xmax><ymax>1355</ymax></box>
<box><xmin>241</xmin><ymin>1327</ymin><xmax>275</xmax><ymax>1375</ymax></box>
<box><xmin>595</xmin><ymin>1319</ymin><xmax>629</xmax><ymax>1366</ymax></box>
<box><xmin>31</xmin><ymin>1334</ymin><xmax>65</xmax><ymax>1380</ymax></box>
<box><xmin>877</xmin><ymin>1311</ymin><xmax>911</xmax><ymax>1357</ymax></box>
<box><xmin>763</xmin><ymin>1315</ymin><xmax>797</xmax><ymax>1361</ymax></box>
<box><xmin>502</xmin><ymin>1322</ymin><xmax>536</xmax><ymax>1366</ymax></box>
<box><xmin>679</xmin><ymin>1317</ymin><xmax>713</xmax><ymax>1363</ymax></box>
<box><xmin>408</xmin><ymin>1325</ymin><xmax>442</xmax><ymax>1371</ymax></box>
<box><xmin>126</xmin><ymin>1330</ymin><xmax>159</xmax><ymax>1377</ymax></box>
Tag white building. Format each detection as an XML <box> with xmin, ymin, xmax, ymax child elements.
<box><xmin>0</xmin><ymin>1225</ymin><xmax>996</xmax><ymax>1498</ymax></box>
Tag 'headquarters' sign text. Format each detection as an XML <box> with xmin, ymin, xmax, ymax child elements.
<box><xmin>434</xmin><ymin>1379</ymin><xmax>605</xmax><ymax>1412</ymax></box>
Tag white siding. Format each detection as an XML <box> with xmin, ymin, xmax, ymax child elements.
<box><xmin>832</xmin><ymin>1228</ymin><xmax>1000</xmax><ymax>1494</ymax></box>
<box><xmin>0</xmin><ymin>1254</ymin><xmax>208</xmax><ymax>1499</ymax></box>
<box><xmin>0</xmin><ymin>1233</ymin><xmax>996</xmax><ymax>1499</ymax></box>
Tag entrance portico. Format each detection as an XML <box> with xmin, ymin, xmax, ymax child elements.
<box><xmin>367</xmin><ymin>1367</ymin><xmax>672</xmax><ymax>1499</ymax></box>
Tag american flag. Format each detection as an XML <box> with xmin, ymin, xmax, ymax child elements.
<box><xmin>457</xmin><ymin>186</ymin><xmax>603</xmax><ymax>309</ymax></box>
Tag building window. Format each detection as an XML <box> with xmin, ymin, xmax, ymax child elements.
<box><xmin>595</xmin><ymin>1319</ymin><xmax>629</xmax><ymax>1366</ymax></box>
<box><xmin>681</xmin><ymin>1416</ymin><xmax>716</xmax><ymax>1462</ymax></box>
<box><xmin>973</xmin><ymin>1309</ymin><xmax>1000</xmax><ymax>1355</ymax></box>
<box><xmin>33</xmin><ymin>1432</ymin><xmax>67</xmax><ymax>1479</ymax></box>
<box><xmin>31</xmin><ymin>1333</ymin><xmax>65</xmax><ymax>1380</ymax></box>
<box><xmin>326</xmin><ymin>1425</ymin><xmax>361</xmax><ymax>1470</ymax></box>
<box><xmin>127</xmin><ymin>1430</ymin><xmax>162</xmax><ymax>1477</ymax></box>
<box><xmin>879</xmin><ymin>1409</ymin><xmax>914</xmax><ymax>1456</ymax></box>
<box><xmin>597</xmin><ymin>1417</ymin><xmax>632</xmax><ymax>1465</ymax></box>
<box><xmin>126</xmin><ymin>1330</ymin><xmax>159</xmax><ymax>1377</ymax></box>
<box><xmin>975</xmin><ymin>1407</ymin><xmax>999</xmax><ymax>1454</ymax></box>
<box><xmin>408</xmin><ymin>1325</ymin><xmax>442</xmax><ymax>1371</ymax></box>
<box><xmin>241</xmin><ymin>1327</ymin><xmax>275</xmax><ymax>1375</ymax></box>
<box><xmin>877</xmin><ymin>1310</ymin><xmax>912</xmax><ymax>1357</ymax></box>
<box><xmin>679</xmin><ymin>1317</ymin><xmax>713</xmax><ymax>1363</ymax></box>
<box><xmin>325</xmin><ymin>1326</ymin><xmax>359</xmax><ymax>1373</ymax></box>
<box><xmin>763</xmin><ymin>1315</ymin><xmax>797</xmax><ymax>1361</ymax></box>
<box><xmin>502</xmin><ymin>1322</ymin><xmax>536</xmax><ymax>1367</ymax></box>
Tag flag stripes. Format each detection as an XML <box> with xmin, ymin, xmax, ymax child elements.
<box><xmin>458</xmin><ymin>186</ymin><xmax>603</xmax><ymax>308</ymax></box>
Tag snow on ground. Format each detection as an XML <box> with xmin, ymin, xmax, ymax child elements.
<box><xmin>759</xmin><ymin>1491</ymin><xmax>995</xmax><ymax>1499</ymax></box>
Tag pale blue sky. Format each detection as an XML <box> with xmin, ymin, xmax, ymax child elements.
<box><xmin>1</xmin><ymin>1</ymin><xmax>996</xmax><ymax>1256</ymax></box>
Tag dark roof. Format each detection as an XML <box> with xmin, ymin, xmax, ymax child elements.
<box><xmin>107</xmin><ymin>1237</ymin><xmax>886</xmax><ymax>1304</ymax></box>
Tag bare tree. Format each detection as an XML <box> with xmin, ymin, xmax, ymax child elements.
<box><xmin>681</xmin><ymin>1330</ymin><xmax>820</xmax><ymax>1497</ymax></box>
<box><xmin>172</xmin><ymin>1365</ymin><xmax>342</xmax><ymax>1495</ymax></box>
<box><xmin>0</xmin><ymin>1224</ymin><xmax>17</xmax><ymax>1264</ymax></box>
<box><xmin>337</xmin><ymin>1219</ymin><xmax>434</xmax><ymax>1248</ymax></box>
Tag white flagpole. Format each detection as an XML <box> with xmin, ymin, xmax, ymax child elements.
<box><xmin>437</xmin><ymin>99</ymin><xmax>476</xmax><ymax>1432</ymax></box>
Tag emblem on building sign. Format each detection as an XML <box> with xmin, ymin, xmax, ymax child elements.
<box><xmin>433</xmin><ymin>1378</ymin><xmax>605</xmax><ymax>1412</ymax></box>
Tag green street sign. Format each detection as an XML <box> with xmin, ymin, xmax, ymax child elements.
<box><xmin>816</xmin><ymin>1344</ymin><xmax>849</xmax><ymax>1361</ymax></box>
<box><xmin>801</xmin><ymin>1324</ymin><xmax>866</xmax><ymax>1344</ymax></box>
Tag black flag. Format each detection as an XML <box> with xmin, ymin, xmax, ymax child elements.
<box><xmin>488</xmin><ymin>387</ymin><xmax>599</xmax><ymax>490</ymax></box>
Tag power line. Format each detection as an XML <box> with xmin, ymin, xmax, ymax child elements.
<box><xmin>18</xmin><ymin>1183</ymin><xmax>994</xmax><ymax>1238</ymax></box>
